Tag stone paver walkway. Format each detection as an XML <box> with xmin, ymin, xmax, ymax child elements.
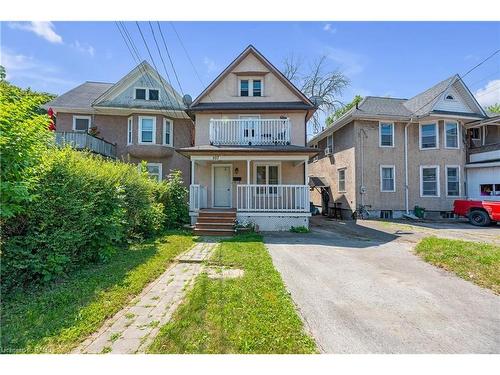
<box><xmin>74</xmin><ymin>241</ymin><xmax>217</xmax><ymax>354</ymax></box>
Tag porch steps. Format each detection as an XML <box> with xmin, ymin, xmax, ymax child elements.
<box><xmin>193</xmin><ymin>209</ymin><xmax>236</xmax><ymax>236</ymax></box>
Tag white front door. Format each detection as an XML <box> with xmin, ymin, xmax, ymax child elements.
<box><xmin>213</xmin><ymin>165</ymin><xmax>232</xmax><ymax>207</ymax></box>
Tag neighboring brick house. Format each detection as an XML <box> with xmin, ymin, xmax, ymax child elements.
<box><xmin>46</xmin><ymin>61</ymin><xmax>194</xmax><ymax>184</ymax></box>
<box><xmin>308</xmin><ymin>75</ymin><xmax>497</xmax><ymax>219</ymax></box>
<box><xmin>178</xmin><ymin>45</ymin><xmax>318</xmax><ymax>232</ymax></box>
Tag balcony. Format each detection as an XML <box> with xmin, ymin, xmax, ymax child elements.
<box><xmin>468</xmin><ymin>142</ymin><xmax>500</xmax><ymax>163</ymax></box>
<box><xmin>55</xmin><ymin>132</ymin><xmax>116</xmax><ymax>159</ymax></box>
<box><xmin>209</xmin><ymin>118</ymin><xmax>290</xmax><ymax>146</ymax></box>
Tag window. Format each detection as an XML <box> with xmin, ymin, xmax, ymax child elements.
<box><xmin>139</xmin><ymin>116</ymin><xmax>156</xmax><ymax>144</ymax></box>
<box><xmin>380</xmin><ymin>166</ymin><xmax>395</xmax><ymax>192</ymax></box>
<box><xmin>163</xmin><ymin>118</ymin><xmax>172</xmax><ymax>146</ymax></box>
<box><xmin>379</xmin><ymin>122</ymin><xmax>394</xmax><ymax>147</ymax></box>
<box><xmin>127</xmin><ymin>116</ymin><xmax>133</xmax><ymax>145</ymax></box>
<box><xmin>253</xmin><ymin>80</ymin><xmax>262</xmax><ymax>96</ymax></box>
<box><xmin>338</xmin><ymin>168</ymin><xmax>346</xmax><ymax>192</ymax></box>
<box><xmin>380</xmin><ymin>210</ymin><xmax>393</xmax><ymax>219</ymax></box>
<box><xmin>446</xmin><ymin>166</ymin><xmax>460</xmax><ymax>197</ymax></box>
<box><xmin>470</xmin><ymin>128</ymin><xmax>481</xmax><ymax>140</ymax></box>
<box><xmin>255</xmin><ymin>163</ymin><xmax>280</xmax><ymax>194</ymax></box>
<box><xmin>445</xmin><ymin>121</ymin><xmax>459</xmax><ymax>149</ymax></box>
<box><xmin>135</xmin><ymin>88</ymin><xmax>146</xmax><ymax>100</ymax></box>
<box><xmin>445</xmin><ymin>94</ymin><xmax>455</xmax><ymax>101</ymax></box>
<box><xmin>420</xmin><ymin>123</ymin><xmax>438</xmax><ymax>149</ymax></box>
<box><xmin>148</xmin><ymin>89</ymin><xmax>159</xmax><ymax>101</ymax></box>
<box><xmin>326</xmin><ymin>134</ymin><xmax>333</xmax><ymax>152</ymax></box>
<box><xmin>240</xmin><ymin>80</ymin><xmax>249</xmax><ymax>96</ymax></box>
<box><xmin>480</xmin><ymin>184</ymin><xmax>500</xmax><ymax>196</ymax></box>
<box><xmin>73</xmin><ymin>115</ymin><xmax>91</xmax><ymax>132</ymax></box>
<box><xmin>139</xmin><ymin>163</ymin><xmax>162</xmax><ymax>182</ymax></box>
<box><xmin>420</xmin><ymin>166</ymin><xmax>440</xmax><ymax>197</ymax></box>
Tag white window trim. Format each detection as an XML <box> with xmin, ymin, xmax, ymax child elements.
<box><xmin>127</xmin><ymin>116</ymin><xmax>133</xmax><ymax>145</ymax></box>
<box><xmin>327</xmin><ymin>134</ymin><xmax>334</xmax><ymax>150</ymax></box>
<box><xmin>238</xmin><ymin>78</ymin><xmax>264</xmax><ymax>97</ymax></box>
<box><xmin>379</xmin><ymin>121</ymin><xmax>395</xmax><ymax>148</ymax></box>
<box><xmin>444</xmin><ymin>120</ymin><xmax>460</xmax><ymax>149</ymax></box>
<box><xmin>419</xmin><ymin>122</ymin><xmax>439</xmax><ymax>150</ymax></box>
<box><xmin>420</xmin><ymin>165</ymin><xmax>440</xmax><ymax>198</ymax></box>
<box><xmin>253</xmin><ymin>162</ymin><xmax>282</xmax><ymax>185</ymax></box>
<box><xmin>445</xmin><ymin>165</ymin><xmax>461</xmax><ymax>197</ymax></box>
<box><xmin>163</xmin><ymin>118</ymin><xmax>173</xmax><ymax>147</ymax></box>
<box><xmin>138</xmin><ymin>116</ymin><xmax>156</xmax><ymax>144</ymax></box>
<box><xmin>138</xmin><ymin>162</ymin><xmax>162</xmax><ymax>182</ymax></box>
<box><xmin>72</xmin><ymin>115</ymin><xmax>91</xmax><ymax>132</ymax></box>
<box><xmin>134</xmin><ymin>87</ymin><xmax>161</xmax><ymax>101</ymax></box>
<box><xmin>338</xmin><ymin>168</ymin><xmax>347</xmax><ymax>193</ymax></box>
<box><xmin>380</xmin><ymin>165</ymin><xmax>396</xmax><ymax>192</ymax></box>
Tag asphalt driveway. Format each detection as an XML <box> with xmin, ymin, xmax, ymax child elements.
<box><xmin>264</xmin><ymin>222</ymin><xmax>500</xmax><ymax>353</ymax></box>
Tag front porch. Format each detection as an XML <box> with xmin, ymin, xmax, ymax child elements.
<box><xmin>188</xmin><ymin>154</ymin><xmax>312</xmax><ymax>231</ymax></box>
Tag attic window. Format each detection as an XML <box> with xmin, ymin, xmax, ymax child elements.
<box><xmin>135</xmin><ymin>88</ymin><xmax>146</xmax><ymax>100</ymax></box>
<box><xmin>148</xmin><ymin>89</ymin><xmax>159</xmax><ymax>101</ymax></box>
<box><xmin>135</xmin><ymin>88</ymin><xmax>160</xmax><ymax>101</ymax></box>
<box><xmin>445</xmin><ymin>93</ymin><xmax>455</xmax><ymax>101</ymax></box>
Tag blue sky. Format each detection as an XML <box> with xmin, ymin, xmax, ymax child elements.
<box><xmin>2</xmin><ymin>21</ymin><xmax>499</xmax><ymax>110</ymax></box>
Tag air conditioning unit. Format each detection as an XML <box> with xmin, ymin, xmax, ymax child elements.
<box><xmin>324</xmin><ymin>146</ymin><xmax>332</xmax><ymax>156</ymax></box>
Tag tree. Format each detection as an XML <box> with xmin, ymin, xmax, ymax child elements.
<box><xmin>325</xmin><ymin>95</ymin><xmax>363</xmax><ymax>126</ymax></box>
<box><xmin>282</xmin><ymin>55</ymin><xmax>350</xmax><ymax>133</ymax></box>
<box><xmin>486</xmin><ymin>103</ymin><xmax>500</xmax><ymax>114</ymax></box>
<box><xmin>0</xmin><ymin>65</ymin><xmax>5</xmax><ymax>81</ymax></box>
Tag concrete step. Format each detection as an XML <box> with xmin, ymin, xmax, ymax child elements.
<box><xmin>195</xmin><ymin>222</ymin><xmax>235</xmax><ymax>230</ymax></box>
<box><xmin>197</xmin><ymin>216</ymin><xmax>236</xmax><ymax>224</ymax></box>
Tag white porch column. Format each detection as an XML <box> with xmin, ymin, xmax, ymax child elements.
<box><xmin>191</xmin><ymin>159</ymin><xmax>195</xmax><ymax>185</ymax></box>
<box><xmin>304</xmin><ymin>157</ymin><xmax>308</xmax><ymax>185</ymax></box>
<box><xmin>246</xmin><ymin>159</ymin><xmax>250</xmax><ymax>184</ymax></box>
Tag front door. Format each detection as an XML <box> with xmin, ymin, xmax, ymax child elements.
<box><xmin>213</xmin><ymin>165</ymin><xmax>232</xmax><ymax>207</ymax></box>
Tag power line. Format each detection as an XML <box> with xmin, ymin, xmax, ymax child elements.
<box><xmin>156</xmin><ymin>21</ymin><xmax>184</xmax><ymax>97</ymax></box>
<box><xmin>409</xmin><ymin>49</ymin><xmax>500</xmax><ymax>117</ymax></box>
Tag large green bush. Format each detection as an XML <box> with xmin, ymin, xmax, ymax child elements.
<box><xmin>157</xmin><ymin>170</ymin><xmax>189</xmax><ymax>228</ymax></box>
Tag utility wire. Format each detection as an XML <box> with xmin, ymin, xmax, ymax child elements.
<box><xmin>156</xmin><ymin>21</ymin><xmax>184</xmax><ymax>97</ymax></box>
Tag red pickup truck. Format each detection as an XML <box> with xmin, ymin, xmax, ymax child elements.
<box><xmin>453</xmin><ymin>200</ymin><xmax>500</xmax><ymax>226</ymax></box>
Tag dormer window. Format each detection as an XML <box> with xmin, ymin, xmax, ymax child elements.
<box><xmin>135</xmin><ymin>88</ymin><xmax>160</xmax><ymax>101</ymax></box>
<box><xmin>445</xmin><ymin>93</ymin><xmax>455</xmax><ymax>101</ymax></box>
<box><xmin>239</xmin><ymin>78</ymin><xmax>263</xmax><ymax>97</ymax></box>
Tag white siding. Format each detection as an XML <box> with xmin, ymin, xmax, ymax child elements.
<box><xmin>434</xmin><ymin>86</ymin><xmax>474</xmax><ymax>113</ymax></box>
<box><xmin>466</xmin><ymin>166</ymin><xmax>500</xmax><ymax>201</ymax></box>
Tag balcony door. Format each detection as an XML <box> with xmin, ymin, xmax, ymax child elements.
<box><xmin>212</xmin><ymin>164</ymin><xmax>232</xmax><ymax>208</ymax></box>
<box><xmin>239</xmin><ymin>115</ymin><xmax>260</xmax><ymax>144</ymax></box>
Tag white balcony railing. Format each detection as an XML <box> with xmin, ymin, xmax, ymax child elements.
<box><xmin>209</xmin><ymin>119</ymin><xmax>290</xmax><ymax>146</ymax></box>
<box><xmin>55</xmin><ymin>132</ymin><xmax>116</xmax><ymax>158</ymax></box>
<box><xmin>189</xmin><ymin>184</ymin><xmax>207</xmax><ymax>211</ymax></box>
<box><xmin>236</xmin><ymin>184</ymin><xmax>309</xmax><ymax>212</ymax></box>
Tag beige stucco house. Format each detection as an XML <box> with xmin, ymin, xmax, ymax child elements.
<box><xmin>178</xmin><ymin>45</ymin><xmax>318</xmax><ymax>232</ymax></box>
<box><xmin>46</xmin><ymin>61</ymin><xmax>194</xmax><ymax>183</ymax></box>
<box><xmin>308</xmin><ymin>75</ymin><xmax>495</xmax><ymax>219</ymax></box>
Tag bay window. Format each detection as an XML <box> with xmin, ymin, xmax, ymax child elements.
<box><xmin>163</xmin><ymin>118</ymin><xmax>172</xmax><ymax>146</ymax></box>
<box><xmin>446</xmin><ymin>166</ymin><xmax>460</xmax><ymax>197</ymax></box>
<box><xmin>420</xmin><ymin>123</ymin><xmax>438</xmax><ymax>149</ymax></box>
<box><xmin>139</xmin><ymin>116</ymin><xmax>156</xmax><ymax>144</ymax></box>
<box><xmin>420</xmin><ymin>166</ymin><xmax>440</xmax><ymax>197</ymax></box>
<box><xmin>445</xmin><ymin>121</ymin><xmax>459</xmax><ymax>149</ymax></box>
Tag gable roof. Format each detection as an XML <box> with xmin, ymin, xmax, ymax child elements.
<box><xmin>190</xmin><ymin>45</ymin><xmax>315</xmax><ymax>108</ymax></box>
<box><xmin>93</xmin><ymin>60</ymin><xmax>185</xmax><ymax>110</ymax></box>
<box><xmin>45</xmin><ymin>82</ymin><xmax>114</xmax><ymax>110</ymax></box>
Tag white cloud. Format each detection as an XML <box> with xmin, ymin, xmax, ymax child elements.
<box><xmin>474</xmin><ymin>79</ymin><xmax>500</xmax><ymax>107</ymax></box>
<box><xmin>325</xmin><ymin>47</ymin><xmax>364</xmax><ymax>77</ymax></box>
<box><xmin>9</xmin><ymin>21</ymin><xmax>63</xmax><ymax>44</ymax></box>
<box><xmin>203</xmin><ymin>57</ymin><xmax>218</xmax><ymax>73</ymax></box>
<box><xmin>323</xmin><ymin>23</ymin><xmax>337</xmax><ymax>34</ymax></box>
<box><xmin>71</xmin><ymin>40</ymin><xmax>95</xmax><ymax>57</ymax></box>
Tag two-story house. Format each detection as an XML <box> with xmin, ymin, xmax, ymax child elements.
<box><xmin>308</xmin><ymin>75</ymin><xmax>495</xmax><ymax>219</ymax></box>
<box><xmin>178</xmin><ymin>45</ymin><xmax>319</xmax><ymax>233</ymax></box>
<box><xmin>45</xmin><ymin>61</ymin><xmax>194</xmax><ymax>183</ymax></box>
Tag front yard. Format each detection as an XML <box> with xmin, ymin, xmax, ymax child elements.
<box><xmin>415</xmin><ymin>237</ymin><xmax>500</xmax><ymax>294</ymax></box>
<box><xmin>1</xmin><ymin>232</ymin><xmax>194</xmax><ymax>353</ymax></box>
<box><xmin>148</xmin><ymin>233</ymin><xmax>317</xmax><ymax>354</ymax></box>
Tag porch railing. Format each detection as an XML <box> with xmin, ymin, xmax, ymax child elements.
<box><xmin>236</xmin><ymin>184</ymin><xmax>309</xmax><ymax>212</ymax></box>
<box><xmin>55</xmin><ymin>132</ymin><xmax>116</xmax><ymax>159</ymax></box>
<box><xmin>209</xmin><ymin>119</ymin><xmax>290</xmax><ymax>146</ymax></box>
<box><xmin>189</xmin><ymin>184</ymin><xmax>207</xmax><ymax>211</ymax></box>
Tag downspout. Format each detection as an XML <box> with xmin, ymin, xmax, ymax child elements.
<box><xmin>404</xmin><ymin>120</ymin><xmax>412</xmax><ymax>214</ymax></box>
<box><xmin>358</xmin><ymin>128</ymin><xmax>367</xmax><ymax>207</ymax></box>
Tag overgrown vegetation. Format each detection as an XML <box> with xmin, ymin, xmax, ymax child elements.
<box><xmin>290</xmin><ymin>226</ymin><xmax>310</xmax><ymax>233</ymax></box>
<box><xmin>1</xmin><ymin>233</ymin><xmax>193</xmax><ymax>353</ymax></box>
<box><xmin>0</xmin><ymin>78</ymin><xmax>189</xmax><ymax>293</ymax></box>
<box><xmin>415</xmin><ymin>237</ymin><xmax>500</xmax><ymax>294</ymax></box>
<box><xmin>325</xmin><ymin>95</ymin><xmax>363</xmax><ymax>126</ymax></box>
<box><xmin>148</xmin><ymin>234</ymin><xmax>317</xmax><ymax>354</ymax></box>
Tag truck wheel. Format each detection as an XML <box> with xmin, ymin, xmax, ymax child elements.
<box><xmin>469</xmin><ymin>210</ymin><xmax>491</xmax><ymax>226</ymax></box>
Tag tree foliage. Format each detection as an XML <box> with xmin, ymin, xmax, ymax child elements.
<box><xmin>486</xmin><ymin>103</ymin><xmax>500</xmax><ymax>114</ymax></box>
<box><xmin>282</xmin><ymin>54</ymin><xmax>350</xmax><ymax>133</ymax></box>
<box><xmin>325</xmin><ymin>95</ymin><xmax>363</xmax><ymax>127</ymax></box>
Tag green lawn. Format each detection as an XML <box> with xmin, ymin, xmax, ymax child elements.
<box><xmin>415</xmin><ymin>237</ymin><xmax>500</xmax><ymax>294</ymax></box>
<box><xmin>148</xmin><ymin>233</ymin><xmax>317</xmax><ymax>354</ymax></box>
<box><xmin>1</xmin><ymin>232</ymin><xmax>194</xmax><ymax>353</ymax></box>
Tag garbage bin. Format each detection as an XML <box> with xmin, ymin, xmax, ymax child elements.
<box><xmin>414</xmin><ymin>205</ymin><xmax>425</xmax><ymax>219</ymax></box>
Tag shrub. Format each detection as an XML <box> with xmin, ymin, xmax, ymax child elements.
<box><xmin>156</xmin><ymin>170</ymin><xmax>189</xmax><ymax>228</ymax></box>
<box><xmin>1</xmin><ymin>148</ymin><xmax>165</xmax><ymax>291</ymax></box>
<box><xmin>290</xmin><ymin>226</ymin><xmax>310</xmax><ymax>233</ymax></box>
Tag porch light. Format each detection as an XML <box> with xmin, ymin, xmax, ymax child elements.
<box><xmin>234</xmin><ymin>167</ymin><xmax>239</xmax><ymax>175</ymax></box>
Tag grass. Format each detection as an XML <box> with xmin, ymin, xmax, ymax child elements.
<box><xmin>1</xmin><ymin>232</ymin><xmax>194</xmax><ymax>354</ymax></box>
<box><xmin>148</xmin><ymin>233</ymin><xmax>317</xmax><ymax>354</ymax></box>
<box><xmin>415</xmin><ymin>237</ymin><xmax>500</xmax><ymax>294</ymax></box>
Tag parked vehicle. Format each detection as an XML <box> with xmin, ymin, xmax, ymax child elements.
<box><xmin>453</xmin><ymin>200</ymin><xmax>500</xmax><ymax>226</ymax></box>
